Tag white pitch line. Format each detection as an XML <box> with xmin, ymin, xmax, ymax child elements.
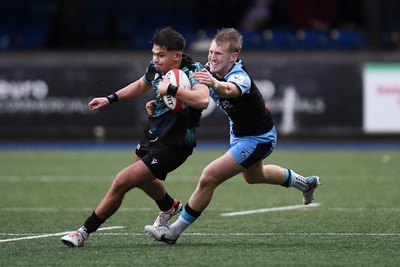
<box><xmin>185</xmin><ymin>232</ymin><xmax>400</xmax><ymax>237</ymax></box>
<box><xmin>0</xmin><ymin>226</ymin><xmax>125</xmax><ymax>243</ymax></box>
<box><xmin>76</xmin><ymin>232</ymin><xmax>400</xmax><ymax>237</ymax></box>
<box><xmin>2</xmin><ymin>232</ymin><xmax>398</xmax><ymax>239</ymax></box>
<box><xmin>220</xmin><ymin>203</ymin><xmax>321</xmax><ymax>217</ymax></box>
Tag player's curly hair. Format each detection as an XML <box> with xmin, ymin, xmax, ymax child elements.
<box><xmin>152</xmin><ymin>26</ymin><xmax>186</xmax><ymax>52</ymax></box>
<box><xmin>214</xmin><ymin>28</ymin><xmax>243</xmax><ymax>54</ymax></box>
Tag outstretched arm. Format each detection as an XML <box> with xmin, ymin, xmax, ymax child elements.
<box><xmin>88</xmin><ymin>78</ymin><xmax>151</xmax><ymax>111</ymax></box>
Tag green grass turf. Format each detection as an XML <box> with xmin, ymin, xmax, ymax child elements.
<box><xmin>0</xmin><ymin>147</ymin><xmax>399</xmax><ymax>266</ymax></box>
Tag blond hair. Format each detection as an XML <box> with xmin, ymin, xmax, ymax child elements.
<box><xmin>213</xmin><ymin>28</ymin><xmax>243</xmax><ymax>53</ymax></box>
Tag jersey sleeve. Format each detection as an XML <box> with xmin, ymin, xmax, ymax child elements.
<box><xmin>188</xmin><ymin>70</ymin><xmax>201</xmax><ymax>87</ymax></box>
<box><xmin>143</xmin><ymin>61</ymin><xmax>157</xmax><ymax>85</ymax></box>
<box><xmin>226</xmin><ymin>70</ymin><xmax>251</xmax><ymax>95</ymax></box>
<box><xmin>185</xmin><ymin>61</ymin><xmax>204</xmax><ymax>88</ymax></box>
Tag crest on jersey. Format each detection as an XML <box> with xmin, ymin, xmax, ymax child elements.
<box><xmin>240</xmin><ymin>149</ymin><xmax>250</xmax><ymax>158</ymax></box>
<box><xmin>232</xmin><ymin>74</ymin><xmax>245</xmax><ymax>84</ymax></box>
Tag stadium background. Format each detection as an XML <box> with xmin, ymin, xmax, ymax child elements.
<box><xmin>0</xmin><ymin>0</ymin><xmax>399</xmax><ymax>142</ymax></box>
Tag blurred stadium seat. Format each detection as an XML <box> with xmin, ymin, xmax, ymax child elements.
<box><xmin>0</xmin><ymin>1</ymin><xmax>395</xmax><ymax>51</ymax></box>
<box><xmin>327</xmin><ymin>29</ymin><xmax>366</xmax><ymax>50</ymax></box>
<box><xmin>0</xmin><ymin>1</ymin><xmax>54</xmax><ymax>50</ymax></box>
<box><xmin>0</xmin><ymin>30</ymin><xmax>11</xmax><ymax>50</ymax></box>
<box><xmin>260</xmin><ymin>28</ymin><xmax>297</xmax><ymax>50</ymax></box>
<box><xmin>12</xmin><ymin>15</ymin><xmax>52</xmax><ymax>50</ymax></box>
<box><xmin>294</xmin><ymin>29</ymin><xmax>328</xmax><ymax>50</ymax></box>
<box><xmin>241</xmin><ymin>30</ymin><xmax>263</xmax><ymax>50</ymax></box>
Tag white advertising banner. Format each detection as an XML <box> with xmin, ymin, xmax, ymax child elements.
<box><xmin>363</xmin><ymin>63</ymin><xmax>400</xmax><ymax>133</ymax></box>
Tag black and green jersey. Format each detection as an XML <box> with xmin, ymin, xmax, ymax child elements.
<box><xmin>142</xmin><ymin>55</ymin><xmax>204</xmax><ymax>147</ymax></box>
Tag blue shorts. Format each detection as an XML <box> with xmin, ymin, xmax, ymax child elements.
<box><xmin>229</xmin><ymin>127</ymin><xmax>277</xmax><ymax>168</ymax></box>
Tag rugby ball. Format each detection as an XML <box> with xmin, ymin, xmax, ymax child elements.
<box><xmin>163</xmin><ymin>69</ymin><xmax>191</xmax><ymax>112</ymax></box>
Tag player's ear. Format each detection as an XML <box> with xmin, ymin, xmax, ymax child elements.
<box><xmin>174</xmin><ymin>51</ymin><xmax>182</xmax><ymax>62</ymax></box>
<box><xmin>230</xmin><ymin>52</ymin><xmax>238</xmax><ymax>62</ymax></box>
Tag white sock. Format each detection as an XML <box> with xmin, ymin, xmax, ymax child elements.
<box><xmin>170</xmin><ymin>215</ymin><xmax>191</xmax><ymax>236</ymax></box>
<box><xmin>290</xmin><ymin>170</ymin><xmax>309</xmax><ymax>192</ymax></box>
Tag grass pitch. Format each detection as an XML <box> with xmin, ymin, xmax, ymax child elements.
<box><xmin>0</xmin><ymin>144</ymin><xmax>399</xmax><ymax>266</ymax></box>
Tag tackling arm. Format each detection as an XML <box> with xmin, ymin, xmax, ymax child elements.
<box><xmin>193</xmin><ymin>68</ymin><xmax>240</xmax><ymax>99</ymax></box>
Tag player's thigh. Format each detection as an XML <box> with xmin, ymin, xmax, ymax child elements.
<box><xmin>116</xmin><ymin>160</ymin><xmax>156</xmax><ymax>189</ymax></box>
<box><xmin>202</xmin><ymin>151</ymin><xmax>243</xmax><ymax>184</ymax></box>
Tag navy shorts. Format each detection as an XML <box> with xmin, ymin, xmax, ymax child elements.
<box><xmin>136</xmin><ymin>139</ymin><xmax>193</xmax><ymax>180</ymax></box>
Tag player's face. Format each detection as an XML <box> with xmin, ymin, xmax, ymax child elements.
<box><xmin>207</xmin><ymin>40</ymin><xmax>237</xmax><ymax>78</ymax></box>
<box><xmin>152</xmin><ymin>45</ymin><xmax>182</xmax><ymax>73</ymax></box>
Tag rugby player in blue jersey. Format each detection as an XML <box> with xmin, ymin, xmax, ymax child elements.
<box><xmin>61</xmin><ymin>27</ymin><xmax>209</xmax><ymax>247</ymax></box>
<box><xmin>145</xmin><ymin>28</ymin><xmax>320</xmax><ymax>244</ymax></box>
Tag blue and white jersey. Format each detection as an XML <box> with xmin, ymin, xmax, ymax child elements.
<box><xmin>209</xmin><ymin>59</ymin><xmax>274</xmax><ymax>137</ymax></box>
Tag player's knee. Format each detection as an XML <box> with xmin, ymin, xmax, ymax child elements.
<box><xmin>242</xmin><ymin>170</ymin><xmax>263</xmax><ymax>184</ymax></box>
<box><xmin>241</xmin><ymin>162</ymin><xmax>265</xmax><ymax>184</ymax></box>
<box><xmin>243</xmin><ymin>175</ymin><xmax>258</xmax><ymax>184</ymax></box>
<box><xmin>111</xmin><ymin>172</ymin><xmax>133</xmax><ymax>194</ymax></box>
<box><xmin>198</xmin><ymin>171</ymin><xmax>219</xmax><ymax>189</ymax></box>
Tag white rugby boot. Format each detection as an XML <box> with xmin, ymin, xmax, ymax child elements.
<box><xmin>153</xmin><ymin>199</ymin><xmax>183</xmax><ymax>226</ymax></box>
<box><xmin>61</xmin><ymin>226</ymin><xmax>89</xmax><ymax>247</ymax></box>
<box><xmin>302</xmin><ymin>176</ymin><xmax>321</xmax><ymax>205</ymax></box>
<box><xmin>145</xmin><ymin>225</ymin><xmax>179</xmax><ymax>244</ymax></box>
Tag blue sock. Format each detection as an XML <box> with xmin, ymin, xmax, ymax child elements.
<box><xmin>171</xmin><ymin>205</ymin><xmax>201</xmax><ymax>235</ymax></box>
<box><xmin>282</xmin><ymin>168</ymin><xmax>293</xmax><ymax>188</ymax></box>
<box><xmin>180</xmin><ymin>210</ymin><xmax>198</xmax><ymax>224</ymax></box>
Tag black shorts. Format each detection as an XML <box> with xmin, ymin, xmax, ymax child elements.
<box><xmin>136</xmin><ymin>140</ymin><xmax>193</xmax><ymax>180</ymax></box>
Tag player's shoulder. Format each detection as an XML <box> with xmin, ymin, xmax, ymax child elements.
<box><xmin>192</xmin><ymin>61</ymin><xmax>204</xmax><ymax>72</ymax></box>
<box><xmin>229</xmin><ymin>59</ymin><xmax>250</xmax><ymax>76</ymax></box>
<box><xmin>232</xmin><ymin>59</ymin><xmax>247</xmax><ymax>73</ymax></box>
<box><xmin>181</xmin><ymin>54</ymin><xmax>204</xmax><ymax>72</ymax></box>
<box><xmin>144</xmin><ymin>60</ymin><xmax>160</xmax><ymax>82</ymax></box>
<box><xmin>227</xmin><ymin>64</ymin><xmax>248</xmax><ymax>80</ymax></box>
<box><xmin>226</xmin><ymin>60</ymin><xmax>252</xmax><ymax>89</ymax></box>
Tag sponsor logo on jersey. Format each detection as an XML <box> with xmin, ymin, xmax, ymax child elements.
<box><xmin>240</xmin><ymin>149</ymin><xmax>250</xmax><ymax>158</ymax></box>
<box><xmin>232</xmin><ymin>74</ymin><xmax>245</xmax><ymax>84</ymax></box>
